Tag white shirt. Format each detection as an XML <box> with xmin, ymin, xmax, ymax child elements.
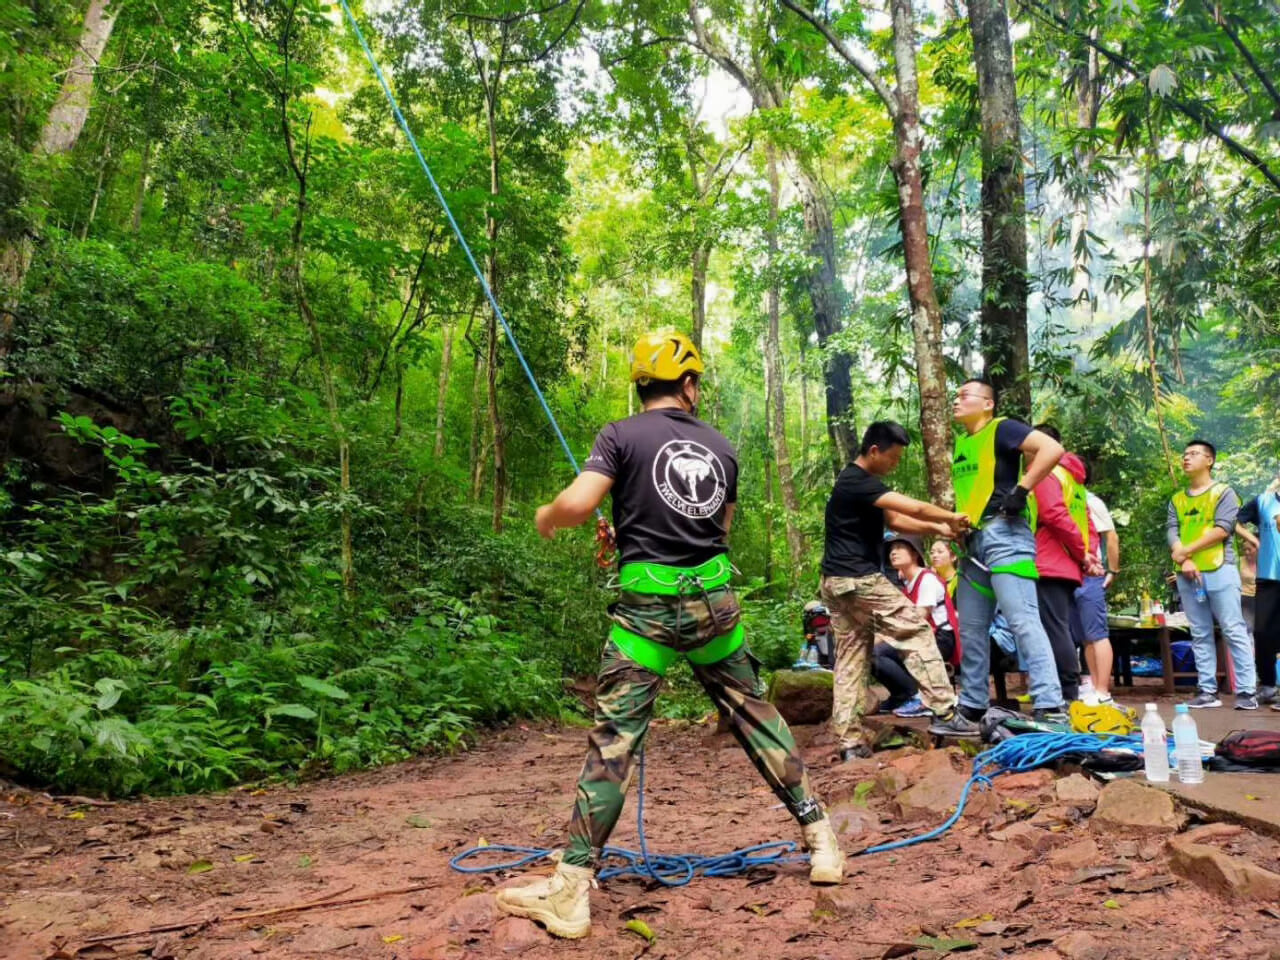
<box><xmin>1086</xmin><ymin>492</ymin><xmax>1114</xmax><ymax>563</ymax></box>
<box><xmin>906</xmin><ymin>569</ymin><xmax>949</xmax><ymax>629</ymax></box>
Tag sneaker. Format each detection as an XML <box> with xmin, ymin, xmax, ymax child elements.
<box><xmin>928</xmin><ymin>710</ymin><xmax>980</xmax><ymax>739</ymax></box>
<box><xmin>875</xmin><ymin>698</ymin><xmax>906</xmax><ymax>715</ymax></box>
<box><xmin>1257</xmin><ymin>685</ymin><xmax>1278</xmax><ymax>705</ymax></box>
<box><xmin>1031</xmin><ymin>706</ymin><xmax>1070</xmax><ymax>725</ymax></box>
<box><xmin>892</xmin><ymin>697</ymin><xmax>932</xmax><ymax>718</ymax></box>
<box><xmin>802</xmin><ymin>817</ymin><xmax>844</xmax><ymax>885</ymax></box>
<box><xmin>839</xmin><ymin>744</ymin><xmax>872</xmax><ymax>762</ymax></box>
<box><xmin>1235</xmin><ymin>693</ymin><xmax>1259</xmax><ymax>711</ymax></box>
<box><xmin>1186</xmin><ymin>690</ymin><xmax>1222</xmax><ymax>709</ymax></box>
<box><xmin>495</xmin><ymin>860</ymin><xmax>593</xmax><ymax>939</ymax></box>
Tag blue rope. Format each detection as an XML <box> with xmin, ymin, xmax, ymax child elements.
<box><xmin>334</xmin><ymin>0</ymin><xmax>583</xmax><ymax>479</ymax></box>
<box><xmin>447</xmin><ymin>731</ymin><xmax>1141</xmax><ymax>882</ymax></box>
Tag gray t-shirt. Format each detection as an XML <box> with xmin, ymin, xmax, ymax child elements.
<box><xmin>584</xmin><ymin>408</ymin><xmax>738</xmax><ymax>567</ymax></box>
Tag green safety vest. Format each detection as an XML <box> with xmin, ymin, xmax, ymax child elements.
<box><xmin>954</xmin><ymin>417</ymin><xmax>1033</xmax><ymax>529</ymax></box>
<box><xmin>1053</xmin><ymin>464</ymin><xmax>1092</xmax><ymax>557</ymax></box>
<box><xmin>1172</xmin><ymin>482</ymin><xmax>1230</xmax><ymax>572</ymax></box>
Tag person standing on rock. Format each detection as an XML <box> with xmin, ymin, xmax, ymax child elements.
<box><xmin>819</xmin><ymin>420</ymin><xmax>972</xmax><ymax>760</ymax></box>
<box><xmin>1168</xmin><ymin>439</ymin><xmax>1258</xmax><ymax>710</ymax></box>
<box><xmin>933</xmin><ymin>379</ymin><xmax>1070</xmax><ymax>737</ymax></box>
<box><xmin>494</xmin><ymin>331</ymin><xmax>843</xmax><ymax>940</ymax></box>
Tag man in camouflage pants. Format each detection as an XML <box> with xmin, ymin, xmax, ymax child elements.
<box><xmin>495</xmin><ymin>332</ymin><xmax>843</xmax><ymax>940</ymax></box>
<box><xmin>820</xmin><ymin>421</ymin><xmax>974</xmax><ymax>761</ymax></box>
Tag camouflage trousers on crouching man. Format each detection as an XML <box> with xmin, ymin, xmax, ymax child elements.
<box><xmin>564</xmin><ymin>556</ymin><xmax>823</xmax><ymax>868</ymax></box>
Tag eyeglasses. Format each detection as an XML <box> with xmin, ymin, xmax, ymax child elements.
<box><xmin>954</xmin><ymin>391</ymin><xmax>990</xmax><ymax>401</ymax></box>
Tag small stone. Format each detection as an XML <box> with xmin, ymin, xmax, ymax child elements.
<box><xmin>491</xmin><ymin>916</ymin><xmax>546</xmax><ymax>953</ymax></box>
<box><xmin>443</xmin><ymin>892</ymin><xmax>496</xmax><ymax>934</ymax></box>
<box><xmin>997</xmin><ymin>770</ymin><xmax>1056</xmax><ymax>792</ymax></box>
<box><xmin>1176</xmin><ymin>823</ymin><xmax>1244</xmax><ymax>845</ymax></box>
<box><xmin>1113</xmin><ymin>841</ymin><xmax>1139</xmax><ymax>859</ymax></box>
<box><xmin>989</xmin><ymin>822</ymin><xmax>1045</xmax><ymax>849</ymax></box>
<box><xmin>1138</xmin><ymin>842</ymin><xmax>1162</xmax><ymax>861</ymax></box>
<box><xmin>1049</xmin><ymin>838</ymin><xmax>1100</xmax><ymax>871</ymax></box>
<box><xmin>1168</xmin><ymin>843</ymin><xmax>1280</xmax><ymax>901</ymax></box>
<box><xmin>1091</xmin><ymin>779</ymin><xmax>1185</xmax><ymax>834</ymax></box>
<box><xmin>1055</xmin><ymin>930</ymin><xmax>1106</xmax><ymax>960</ymax></box>
<box><xmin>1055</xmin><ymin>774</ymin><xmax>1100</xmax><ymax>808</ymax></box>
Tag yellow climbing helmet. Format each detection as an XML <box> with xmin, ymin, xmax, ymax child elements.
<box><xmin>1069</xmin><ymin>699</ymin><xmax>1137</xmax><ymax>736</ymax></box>
<box><xmin>630</xmin><ymin>331</ymin><xmax>704</xmax><ymax>384</ymax></box>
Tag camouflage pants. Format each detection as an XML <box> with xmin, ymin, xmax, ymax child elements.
<box><xmin>820</xmin><ymin>574</ymin><xmax>957</xmax><ymax>751</ymax></box>
<box><xmin>564</xmin><ymin>589</ymin><xmax>821</xmax><ymax>868</ymax></box>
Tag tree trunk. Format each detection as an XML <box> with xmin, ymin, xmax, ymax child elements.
<box><xmin>434</xmin><ymin>320</ymin><xmax>454</xmax><ymax>459</ymax></box>
<box><xmin>762</xmin><ymin>349</ymin><xmax>774</xmax><ymax>588</ymax></box>
<box><xmin>470</xmin><ymin>345</ymin><xmax>486</xmax><ymax>501</ymax></box>
<box><xmin>890</xmin><ymin>0</ymin><xmax>955</xmax><ymax>507</ymax></box>
<box><xmin>40</xmin><ymin>0</ymin><xmax>118</xmax><ymax>157</ymax></box>
<box><xmin>968</xmin><ymin>0</ymin><xmax>1030</xmax><ymax>419</ymax></box>
<box><xmin>765</xmin><ymin>146</ymin><xmax>806</xmax><ymax>570</ymax></box>
<box><xmin>791</xmin><ymin>163</ymin><xmax>856</xmax><ymax>472</ymax></box>
<box><xmin>691</xmin><ymin>242</ymin><xmax>710</xmax><ymax>350</ymax></box>
<box><xmin>131</xmin><ymin>136</ymin><xmax>153</xmax><ymax>232</ymax></box>
<box><xmin>1070</xmin><ymin>27</ymin><xmax>1099</xmax><ymax>312</ymax></box>
<box><xmin>484</xmin><ymin>94</ymin><xmax>506</xmax><ymax>534</ymax></box>
<box><xmin>798</xmin><ymin>336</ymin><xmax>809</xmax><ymax>454</ymax></box>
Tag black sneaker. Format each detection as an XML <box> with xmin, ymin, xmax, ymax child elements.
<box><xmin>1031</xmin><ymin>706</ymin><xmax>1070</xmax><ymax>725</ymax></box>
<box><xmin>1257</xmin><ymin>685</ymin><xmax>1278</xmax><ymax>705</ymax></box>
<box><xmin>928</xmin><ymin>710</ymin><xmax>980</xmax><ymax>739</ymax></box>
<box><xmin>1235</xmin><ymin>693</ymin><xmax>1259</xmax><ymax>711</ymax></box>
<box><xmin>839</xmin><ymin>744</ymin><xmax>873</xmax><ymax>762</ymax></box>
<box><xmin>1186</xmin><ymin>690</ymin><xmax>1222</xmax><ymax>709</ymax></box>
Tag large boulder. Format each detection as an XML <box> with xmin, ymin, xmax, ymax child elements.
<box><xmin>893</xmin><ymin>748</ymin><xmax>980</xmax><ymax>819</ymax></box>
<box><xmin>1169</xmin><ymin>840</ymin><xmax>1280</xmax><ymax>900</ymax></box>
<box><xmin>767</xmin><ymin>669</ymin><xmax>834</xmax><ymax>725</ymax></box>
<box><xmin>1090</xmin><ymin>778</ymin><xmax>1185</xmax><ymax>834</ymax></box>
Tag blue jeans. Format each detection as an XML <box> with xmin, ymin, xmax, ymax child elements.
<box><xmin>1174</xmin><ymin>565</ymin><xmax>1257</xmax><ymax>695</ymax></box>
<box><xmin>956</xmin><ymin>517</ymin><xmax>1065</xmax><ymax>711</ymax></box>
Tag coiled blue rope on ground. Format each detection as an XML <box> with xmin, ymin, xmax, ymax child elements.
<box><xmin>448</xmin><ymin>731</ymin><xmax>1142</xmax><ymax>884</ymax></box>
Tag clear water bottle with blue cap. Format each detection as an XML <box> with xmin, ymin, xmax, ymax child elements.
<box><xmin>1172</xmin><ymin>703</ymin><xmax>1204</xmax><ymax>783</ymax></box>
<box><xmin>1193</xmin><ymin>577</ymin><xmax>1208</xmax><ymax>604</ymax></box>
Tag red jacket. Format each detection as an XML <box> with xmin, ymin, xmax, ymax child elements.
<box><xmin>1033</xmin><ymin>451</ymin><xmax>1096</xmax><ymax>584</ymax></box>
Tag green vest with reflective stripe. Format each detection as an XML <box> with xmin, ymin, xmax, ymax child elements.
<box><xmin>1172</xmin><ymin>482</ymin><xmax>1230</xmax><ymax>572</ymax></box>
<box><xmin>953</xmin><ymin>417</ymin><xmax>1003</xmax><ymax>528</ymax></box>
<box><xmin>1053</xmin><ymin>465</ymin><xmax>1092</xmax><ymax>556</ymax></box>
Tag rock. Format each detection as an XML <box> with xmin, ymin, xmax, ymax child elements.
<box><xmin>491</xmin><ymin>917</ymin><xmax>546</xmax><ymax>953</ymax></box>
<box><xmin>1055</xmin><ymin>774</ymin><xmax>1100</xmax><ymax>808</ymax></box>
<box><xmin>997</xmin><ymin>770</ymin><xmax>1056</xmax><ymax>792</ymax></box>
<box><xmin>1137</xmin><ymin>842</ymin><xmax>1162</xmax><ymax>861</ymax></box>
<box><xmin>1168</xmin><ymin>842</ymin><xmax>1280</xmax><ymax>901</ymax></box>
<box><xmin>875</xmin><ymin>766</ymin><xmax>910</xmax><ymax>796</ymax></box>
<box><xmin>409</xmin><ymin>932</ymin><xmax>465</xmax><ymax>960</ymax></box>
<box><xmin>1113</xmin><ymin>840</ymin><xmax>1139</xmax><ymax>859</ymax></box>
<box><xmin>813</xmin><ymin>886</ymin><xmax>863</xmax><ymax>917</ymax></box>
<box><xmin>1048</xmin><ymin>838</ymin><xmax>1101</xmax><ymax>871</ymax></box>
<box><xmin>767</xmin><ymin>670</ymin><xmax>833</xmax><ymax>725</ymax></box>
<box><xmin>1055</xmin><ymin>930</ymin><xmax>1107</xmax><ymax>960</ymax></box>
<box><xmin>989</xmin><ymin>822</ymin><xmax>1049</xmax><ymax>851</ymax></box>
<box><xmin>1091</xmin><ymin>779</ymin><xmax>1185</xmax><ymax>834</ymax></box>
<box><xmin>1177</xmin><ymin>823</ymin><xmax>1243</xmax><ymax>845</ymax></box>
<box><xmin>443</xmin><ymin>892</ymin><xmax>497</xmax><ymax>934</ymax></box>
<box><xmin>826</xmin><ymin>800</ymin><xmax>879</xmax><ymax>840</ymax></box>
<box><xmin>893</xmin><ymin>749</ymin><xmax>970</xmax><ymax>819</ymax></box>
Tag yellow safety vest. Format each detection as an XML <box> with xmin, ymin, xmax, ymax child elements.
<box><xmin>1172</xmin><ymin>482</ymin><xmax>1230</xmax><ymax>572</ymax></box>
<box><xmin>1053</xmin><ymin>465</ymin><xmax>1092</xmax><ymax>557</ymax></box>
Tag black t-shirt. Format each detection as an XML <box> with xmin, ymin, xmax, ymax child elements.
<box><xmin>584</xmin><ymin>408</ymin><xmax>738</xmax><ymax>567</ymax></box>
<box><xmin>821</xmin><ymin>463</ymin><xmax>891</xmax><ymax>577</ymax></box>
<box><xmin>983</xmin><ymin>419</ymin><xmax>1033</xmax><ymax>523</ymax></box>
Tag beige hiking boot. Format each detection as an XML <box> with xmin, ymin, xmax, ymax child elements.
<box><xmin>802</xmin><ymin>817</ymin><xmax>844</xmax><ymax>885</ymax></box>
<box><xmin>494</xmin><ymin>860</ymin><xmax>594</xmax><ymax>939</ymax></box>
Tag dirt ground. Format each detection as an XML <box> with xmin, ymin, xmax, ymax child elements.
<box><xmin>1</xmin><ymin>719</ymin><xmax>1277</xmax><ymax>960</ymax></box>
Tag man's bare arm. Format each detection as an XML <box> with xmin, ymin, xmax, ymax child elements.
<box><xmin>876</xmin><ymin>491</ymin><xmax>968</xmax><ymax>530</ymax></box>
<box><xmin>1017</xmin><ymin>429</ymin><xmax>1065</xmax><ymax>491</ymax></box>
<box><xmin>535</xmin><ymin>472</ymin><xmax>613</xmax><ymax>539</ymax></box>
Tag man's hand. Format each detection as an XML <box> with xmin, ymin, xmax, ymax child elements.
<box><xmin>996</xmin><ymin>485</ymin><xmax>1029</xmax><ymax>520</ymax></box>
<box><xmin>947</xmin><ymin>512</ymin><xmax>971</xmax><ymax>535</ymax></box>
<box><xmin>1180</xmin><ymin>558</ymin><xmax>1199</xmax><ymax>580</ymax></box>
<box><xmin>535</xmin><ymin>504</ymin><xmax>557</xmax><ymax>540</ymax></box>
<box><xmin>1103</xmin><ymin>571</ymin><xmax>1116</xmax><ymax>590</ymax></box>
<box><xmin>1170</xmin><ymin>541</ymin><xmax>1190</xmax><ymax>565</ymax></box>
<box><xmin>1084</xmin><ymin>555</ymin><xmax>1104</xmax><ymax>578</ymax></box>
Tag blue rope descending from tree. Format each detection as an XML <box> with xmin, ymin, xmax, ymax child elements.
<box><xmin>334</xmin><ymin>0</ymin><xmax>583</xmax><ymax>479</ymax></box>
<box><xmin>448</xmin><ymin>732</ymin><xmax>1142</xmax><ymax>885</ymax></box>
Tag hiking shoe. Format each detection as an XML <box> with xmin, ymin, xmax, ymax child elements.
<box><xmin>1257</xmin><ymin>685</ymin><xmax>1278</xmax><ymax>705</ymax></box>
<box><xmin>1031</xmin><ymin>706</ymin><xmax>1070</xmax><ymax>725</ymax></box>
<box><xmin>495</xmin><ymin>860</ymin><xmax>593</xmax><ymax>939</ymax></box>
<box><xmin>802</xmin><ymin>817</ymin><xmax>844</xmax><ymax>885</ymax></box>
<box><xmin>892</xmin><ymin>697</ymin><xmax>932</xmax><ymax>718</ymax></box>
<box><xmin>1186</xmin><ymin>690</ymin><xmax>1222</xmax><ymax>709</ymax></box>
<box><xmin>839</xmin><ymin>744</ymin><xmax>873</xmax><ymax>762</ymax></box>
<box><xmin>1235</xmin><ymin>692</ymin><xmax>1259</xmax><ymax>711</ymax></box>
<box><xmin>929</xmin><ymin>710</ymin><xmax>980</xmax><ymax>739</ymax></box>
<box><xmin>875</xmin><ymin>698</ymin><xmax>907</xmax><ymax>715</ymax></box>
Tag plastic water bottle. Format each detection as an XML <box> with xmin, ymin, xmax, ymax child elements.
<box><xmin>1193</xmin><ymin>578</ymin><xmax>1208</xmax><ymax>604</ymax></box>
<box><xmin>1172</xmin><ymin>703</ymin><xmax>1204</xmax><ymax>784</ymax></box>
<box><xmin>1141</xmin><ymin>703</ymin><xmax>1170</xmax><ymax>783</ymax></box>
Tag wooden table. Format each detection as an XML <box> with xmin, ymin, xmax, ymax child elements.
<box><xmin>1107</xmin><ymin>617</ymin><xmax>1236</xmax><ymax>696</ymax></box>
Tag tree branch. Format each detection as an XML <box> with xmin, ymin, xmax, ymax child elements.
<box><xmin>778</xmin><ymin>0</ymin><xmax>899</xmax><ymax>118</ymax></box>
<box><xmin>1205</xmin><ymin>0</ymin><xmax>1280</xmax><ymax>110</ymax></box>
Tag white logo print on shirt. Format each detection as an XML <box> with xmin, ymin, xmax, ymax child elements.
<box><xmin>652</xmin><ymin>440</ymin><xmax>727</xmax><ymax>518</ymax></box>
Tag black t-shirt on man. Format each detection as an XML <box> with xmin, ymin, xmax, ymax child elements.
<box><xmin>584</xmin><ymin>408</ymin><xmax>738</xmax><ymax>567</ymax></box>
<box><xmin>821</xmin><ymin>463</ymin><xmax>891</xmax><ymax>577</ymax></box>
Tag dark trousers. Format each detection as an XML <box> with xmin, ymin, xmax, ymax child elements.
<box><xmin>1037</xmin><ymin>577</ymin><xmax>1081</xmax><ymax>702</ymax></box>
<box><xmin>1257</xmin><ymin>580</ymin><xmax>1280</xmax><ymax>688</ymax></box>
<box><xmin>872</xmin><ymin>642</ymin><xmax>918</xmax><ymax>705</ymax></box>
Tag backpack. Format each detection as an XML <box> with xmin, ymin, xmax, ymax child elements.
<box><xmin>1216</xmin><ymin>730</ymin><xmax>1280</xmax><ymax>768</ymax></box>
